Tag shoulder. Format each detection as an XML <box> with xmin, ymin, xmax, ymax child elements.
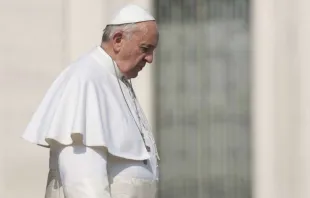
<box><xmin>65</xmin><ymin>54</ymin><xmax>110</xmax><ymax>85</ymax></box>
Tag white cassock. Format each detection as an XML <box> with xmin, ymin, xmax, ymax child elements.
<box><xmin>22</xmin><ymin>4</ymin><xmax>160</xmax><ymax>198</ymax></box>
<box><xmin>22</xmin><ymin>46</ymin><xmax>160</xmax><ymax>198</ymax></box>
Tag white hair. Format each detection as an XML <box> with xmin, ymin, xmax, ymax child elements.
<box><xmin>101</xmin><ymin>23</ymin><xmax>137</xmax><ymax>42</ymax></box>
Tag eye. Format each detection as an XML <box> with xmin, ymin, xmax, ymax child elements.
<box><xmin>140</xmin><ymin>46</ymin><xmax>149</xmax><ymax>53</ymax></box>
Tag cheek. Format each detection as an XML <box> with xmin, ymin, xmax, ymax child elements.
<box><xmin>120</xmin><ymin>42</ymin><xmax>135</xmax><ymax>57</ymax></box>
<box><xmin>123</xmin><ymin>48</ymin><xmax>134</xmax><ymax>59</ymax></box>
<box><xmin>126</xmin><ymin>49</ymin><xmax>140</xmax><ymax>63</ymax></box>
<box><xmin>130</xmin><ymin>52</ymin><xmax>144</xmax><ymax>65</ymax></box>
<box><xmin>125</xmin><ymin>43</ymin><xmax>138</xmax><ymax>55</ymax></box>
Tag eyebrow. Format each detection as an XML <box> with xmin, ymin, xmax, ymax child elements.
<box><xmin>140</xmin><ymin>44</ymin><xmax>155</xmax><ymax>48</ymax></box>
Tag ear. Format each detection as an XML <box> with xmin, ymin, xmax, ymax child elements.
<box><xmin>112</xmin><ymin>32</ymin><xmax>123</xmax><ymax>52</ymax></box>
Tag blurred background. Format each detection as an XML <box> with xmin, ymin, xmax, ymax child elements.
<box><xmin>1</xmin><ymin>0</ymin><xmax>310</xmax><ymax>198</ymax></box>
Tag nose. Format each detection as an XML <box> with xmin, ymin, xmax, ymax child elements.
<box><xmin>144</xmin><ymin>53</ymin><xmax>154</xmax><ymax>63</ymax></box>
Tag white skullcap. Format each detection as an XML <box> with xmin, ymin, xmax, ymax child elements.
<box><xmin>108</xmin><ymin>4</ymin><xmax>155</xmax><ymax>25</ymax></box>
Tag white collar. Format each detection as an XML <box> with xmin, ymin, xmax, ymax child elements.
<box><xmin>96</xmin><ymin>46</ymin><xmax>124</xmax><ymax>79</ymax></box>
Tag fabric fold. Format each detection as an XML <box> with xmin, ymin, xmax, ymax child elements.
<box><xmin>22</xmin><ymin>47</ymin><xmax>151</xmax><ymax>161</ymax></box>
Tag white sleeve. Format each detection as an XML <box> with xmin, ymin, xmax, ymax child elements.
<box><xmin>57</xmin><ymin>145</ymin><xmax>111</xmax><ymax>198</ymax></box>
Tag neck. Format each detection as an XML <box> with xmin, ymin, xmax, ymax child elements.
<box><xmin>100</xmin><ymin>43</ymin><xmax>127</xmax><ymax>79</ymax></box>
<box><xmin>101</xmin><ymin>43</ymin><xmax>115</xmax><ymax>59</ymax></box>
<box><xmin>101</xmin><ymin>43</ymin><xmax>127</xmax><ymax>77</ymax></box>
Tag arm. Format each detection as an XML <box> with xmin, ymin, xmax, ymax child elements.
<box><xmin>57</xmin><ymin>144</ymin><xmax>111</xmax><ymax>198</ymax></box>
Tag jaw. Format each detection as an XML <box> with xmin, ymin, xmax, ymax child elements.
<box><xmin>124</xmin><ymin>71</ymin><xmax>139</xmax><ymax>79</ymax></box>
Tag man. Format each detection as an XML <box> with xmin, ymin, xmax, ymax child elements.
<box><xmin>22</xmin><ymin>4</ymin><xmax>160</xmax><ymax>198</ymax></box>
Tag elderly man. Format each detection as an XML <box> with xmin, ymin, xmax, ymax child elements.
<box><xmin>22</xmin><ymin>4</ymin><xmax>160</xmax><ymax>198</ymax></box>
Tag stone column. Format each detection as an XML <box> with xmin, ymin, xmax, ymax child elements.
<box><xmin>252</xmin><ymin>0</ymin><xmax>310</xmax><ymax>197</ymax></box>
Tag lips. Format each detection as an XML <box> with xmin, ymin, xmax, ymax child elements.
<box><xmin>137</xmin><ymin>64</ymin><xmax>145</xmax><ymax>71</ymax></box>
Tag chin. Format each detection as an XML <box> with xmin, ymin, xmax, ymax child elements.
<box><xmin>131</xmin><ymin>74</ymin><xmax>138</xmax><ymax>78</ymax></box>
<box><xmin>129</xmin><ymin>73</ymin><xmax>139</xmax><ymax>79</ymax></box>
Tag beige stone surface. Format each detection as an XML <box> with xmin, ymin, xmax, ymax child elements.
<box><xmin>0</xmin><ymin>1</ymin><xmax>153</xmax><ymax>197</ymax></box>
<box><xmin>252</xmin><ymin>0</ymin><xmax>310</xmax><ymax>197</ymax></box>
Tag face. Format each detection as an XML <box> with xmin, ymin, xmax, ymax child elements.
<box><xmin>112</xmin><ymin>21</ymin><xmax>159</xmax><ymax>79</ymax></box>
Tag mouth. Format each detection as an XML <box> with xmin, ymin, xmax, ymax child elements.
<box><xmin>137</xmin><ymin>64</ymin><xmax>145</xmax><ymax>71</ymax></box>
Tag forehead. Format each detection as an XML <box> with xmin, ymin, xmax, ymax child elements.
<box><xmin>135</xmin><ymin>21</ymin><xmax>159</xmax><ymax>46</ymax></box>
